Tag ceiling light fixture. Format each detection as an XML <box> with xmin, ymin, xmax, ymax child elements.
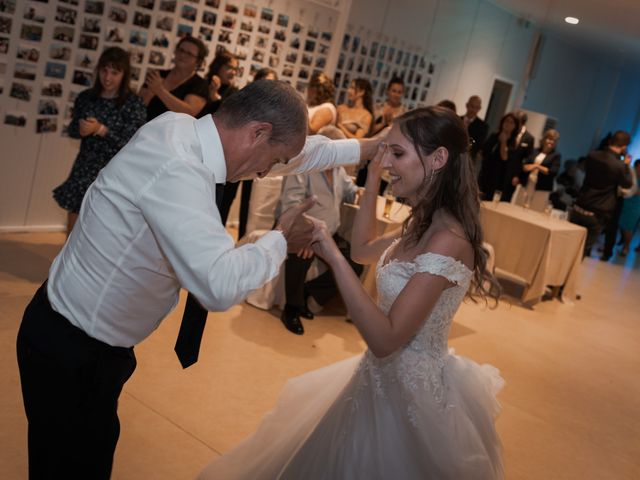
<box><xmin>564</xmin><ymin>16</ymin><xmax>579</xmax><ymax>25</ymax></box>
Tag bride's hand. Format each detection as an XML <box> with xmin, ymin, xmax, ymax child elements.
<box><xmin>305</xmin><ymin>215</ymin><xmax>341</xmax><ymax>263</ymax></box>
<box><xmin>366</xmin><ymin>142</ymin><xmax>388</xmax><ymax>186</ymax></box>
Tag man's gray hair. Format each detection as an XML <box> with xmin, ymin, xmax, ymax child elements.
<box><xmin>214</xmin><ymin>80</ymin><xmax>308</xmax><ymax>144</ymax></box>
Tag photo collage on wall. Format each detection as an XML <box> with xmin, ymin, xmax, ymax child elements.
<box><xmin>335</xmin><ymin>26</ymin><xmax>438</xmax><ymax>110</ymax></box>
<box><xmin>0</xmin><ymin>0</ymin><xmax>341</xmax><ymax>135</ymax></box>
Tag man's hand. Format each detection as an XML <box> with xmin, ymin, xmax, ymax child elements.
<box><xmin>275</xmin><ymin>196</ymin><xmax>316</xmax><ymax>253</ymax></box>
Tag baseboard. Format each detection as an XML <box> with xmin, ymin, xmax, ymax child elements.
<box><xmin>0</xmin><ymin>225</ymin><xmax>66</xmax><ymax>233</ymax></box>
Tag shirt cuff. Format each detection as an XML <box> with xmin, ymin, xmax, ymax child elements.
<box><xmin>255</xmin><ymin>229</ymin><xmax>287</xmax><ymax>265</ymax></box>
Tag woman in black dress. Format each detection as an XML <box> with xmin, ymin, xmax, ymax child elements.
<box><xmin>53</xmin><ymin>47</ymin><xmax>146</xmax><ymax>234</ymax></box>
<box><xmin>479</xmin><ymin>112</ymin><xmax>520</xmax><ymax>201</ymax></box>
<box><xmin>139</xmin><ymin>36</ymin><xmax>209</xmax><ymax>120</ymax></box>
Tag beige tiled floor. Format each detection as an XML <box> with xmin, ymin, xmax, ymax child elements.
<box><xmin>1</xmin><ymin>231</ymin><xmax>639</xmax><ymax>479</ymax></box>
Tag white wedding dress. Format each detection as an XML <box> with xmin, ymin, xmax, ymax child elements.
<box><xmin>199</xmin><ymin>244</ymin><xmax>504</xmax><ymax>479</ymax></box>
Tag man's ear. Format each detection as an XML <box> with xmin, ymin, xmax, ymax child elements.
<box><xmin>250</xmin><ymin>121</ymin><xmax>273</xmax><ymax>145</ymax></box>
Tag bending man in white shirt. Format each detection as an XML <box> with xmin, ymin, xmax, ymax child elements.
<box><xmin>16</xmin><ymin>80</ymin><xmax>380</xmax><ymax>480</ymax></box>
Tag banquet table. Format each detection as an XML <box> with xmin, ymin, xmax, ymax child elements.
<box><xmin>339</xmin><ymin>196</ymin><xmax>410</xmax><ymax>296</ymax></box>
<box><xmin>480</xmin><ymin>201</ymin><xmax>587</xmax><ymax>305</ymax></box>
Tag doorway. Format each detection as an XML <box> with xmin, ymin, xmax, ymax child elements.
<box><xmin>485</xmin><ymin>79</ymin><xmax>514</xmax><ymax>133</ymax></box>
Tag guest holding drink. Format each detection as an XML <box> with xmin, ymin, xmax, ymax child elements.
<box><xmin>53</xmin><ymin>47</ymin><xmax>146</xmax><ymax>234</ymax></box>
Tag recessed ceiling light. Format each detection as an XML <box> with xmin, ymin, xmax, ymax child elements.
<box><xmin>565</xmin><ymin>16</ymin><xmax>579</xmax><ymax>25</ymax></box>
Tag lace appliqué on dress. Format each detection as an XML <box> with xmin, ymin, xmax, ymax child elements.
<box><xmin>350</xmin><ymin>247</ymin><xmax>473</xmax><ymax>426</ymax></box>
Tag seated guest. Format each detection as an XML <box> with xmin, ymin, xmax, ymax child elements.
<box><xmin>479</xmin><ymin>112</ymin><xmax>519</xmax><ymax>201</ymax></box>
<box><xmin>370</xmin><ymin>77</ymin><xmax>406</xmax><ymax>135</ymax></box>
<box><xmin>139</xmin><ymin>36</ymin><xmax>209</xmax><ymax>120</ymax></box>
<box><xmin>336</xmin><ymin>78</ymin><xmax>374</xmax><ymax>139</ymax></box>
<box><xmin>522</xmin><ymin>129</ymin><xmax>561</xmax><ymax>195</ymax></box>
<box><xmin>276</xmin><ymin>167</ymin><xmax>363</xmax><ymax>335</ymax></box>
<box><xmin>307</xmin><ymin>72</ymin><xmax>337</xmax><ymax>134</ymax></box>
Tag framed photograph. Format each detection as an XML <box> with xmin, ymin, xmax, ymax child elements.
<box><xmin>204</xmin><ymin>0</ymin><xmax>219</xmax><ymax>7</ymax></box>
<box><xmin>240</xmin><ymin>21</ymin><xmax>253</xmax><ymax>32</ymax></box>
<box><xmin>270</xmin><ymin>42</ymin><xmax>281</xmax><ymax>55</ymax></box>
<box><xmin>159</xmin><ymin>0</ymin><xmax>176</xmax><ymax>13</ymax></box>
<box><xmin>243</xmin><ymin>4</ymin><xmax>256</xmax><ymax>17</ymax></box>
<box><xmin>133</xmin><ymin>12</ymin><xmax>151</xmax><ymax>28</ymax></box>
<box><xmin>36</xmin><ymin>117</ymin><xmax>58</xmax><ymax>133</ymax></box>
<box><xmin>277</xmin><ymin>14</ymin><xmax>288</xmax><ymax>28</ymax></box>
<box><xmin>281</xmin><ymin>64</ymin><xmax>293</xmax><ymax>78</ymax></box>
<box><xmin>108</xmin><ymin>7</ymin><xmax>127</xmax><ymax>23</ymax></box>
<box><xmin>72</xmin><ymin>69</ymin><xmax>93</xmax><ymax>86</ymax></box>
<box><xmin>237</xmin><ymin>33</ymin><xmax>250</xmax><ymax>46</ymax></box>
<box><xmin>321</xmin><ymin>31</ymin><xmax>332</xmax><ymax>42</ymax></box>
<box><xmin>75</xmin><ymin>52</ymin><xmax>95</xmax><ymax>69</ymax></box>
<box><xmin>152</xmin><ymin>32</ymin><xmax>169</xmax><ymax>48</ymax></box>
<box><xmin>202</xmin><ymin>10</ymin><xmax>216</xmax><ymax>26</ymax></box>
<box><xmin>0</xmin><ymin>0</ymin><xmax>16</xmax><ymax>14</ymax></box>
<box><xmin>301</xmin><ymin>53</ymin><xmax>312</xmax><ymax>66</ymax></box>
<box><xmin>255</xmin><ymin>35</ymin><xmax>267</xmax><ymax>49</ymax></box>
<box><xmin>304</xmin><ymin>40</ymin><xmax>315</xmax><ymax>53</ymax></box>
<box><xmin>156</xmin><ymin>15</ymin><xmax>173</xmax><ymax>31</ymax></box>
<box><xmin>292</xmin><ymin>23</ymin><xmax>302</xmax><ymax>34</ymax></box>
<box><xmin>0</xmin><ymin>17</ymin><xmax>12</xmax><ymax>35</ymax></box>
<box><xmin>129</xmin><ymin>48</ymin><xmax>144</xmax><ymax>64</ymax></box>
<box><xmin>260</xmin><ymin>7</ymin><xmax>273</xmax><ymax>22</ymax></box>
<box><xmin>14</xmin><ymin>62</ymin><xmax>37</xmax><ymax>80</ymax></box>
<box><xmin>274</xmin><ymin>29</ymin><xmax>285</xmax><ymax>42</ymax></box>
<box><xmin>217</xmin><ymin>29</ymin><xmax>231</xmax><ymax>44</ymax></box>
<box><xmin>149</xmin><ymin>50</ymin><xmax>165</xmax><ymax>66</ymax></box>
<box><xmin>4</xmin><ymin>110</ymin><xmax>27</xmax><ymax>127</ymax></box>
<box><xmin>129</xmin><ymin>30</ymin><xmax>147</xmax><ymax>46</ymax></box>
<box><xmin>21</xmin><ymin>24</ymin><xmax>43</xmax><ymax>42</ymax></box>
<box><xmin>16</xmin><ymin>45</ymin><xmax>40</xmax><ymax>62</ymax></box>
<box><xmin>285</xmin><ymin>52</ymin><xmax>297</xmax><ymax>63</ymax></box>
<box><xmin>233</xmin><ymin>45</ymin><xmax>247</xmax><ymax>60</ymax></box>
<box><xmin>55</xmin><ymin>6</ymin><xmax>77</xmax><ymax>25</ymax></box>
<box><xmin>257</xmin><ymin>22</ymin><xmax>270</xmax><ymax>35</ymax></box>
<box><xmin>41</xmin><ymin>81</ymin><xmax>63</xmax><ymax>97</ymax></box>
<box><xmin>82</xmin><ymin>16</ymin><xmax>101</xmax><ymax>33</ymax></box>
<box><xmin>222</xmin><ymin>15</ymin><xmax>235</xmax><ymax>29</ymax></box>
<box><xmin>251</xmin><ymin>49</ymin><xmax>263</xmax><ymax>62</ymax></box>
<box><xmin>85</xmin><ymin>1</ymin><xmax>104</xmax><ymax>15</ymax></box>
<box><xmin>38</xmin><ymin>99</ymin><xmax>59</xmax><ymax>115</ymax></box>
<box><xmin>315</xmin><ymin>56</ymin><xmax>326</xmax><ymax>69</ymax></box>
<box><xmin>10</xmin><ymin>81</ymin><xmax>32</xmax><ymax>101</ymax></box>
<box><xmin>79</xmin><ymin>34</ymin><xmax>99</xmax><ymax>50</ymax></box>
<box><xmin>105</xmin><ymin>25</ymin><xmax>125</xmax><ymax>43</ymax></box>
<box><xmin>45</xmin><ymin>61</ymin><xmax>67</xmax><ymax>79</ymax></box>
<box><xmin>23</xmin><ymin>3</ymin><xmax>46</xmax><ymax>23</ymax></box>
<box><xmin>181</xmin><ymin>5</ymin><xmax>197</xmax><ymax>22</ymax></box>
<box><xmin>137</xmin><ymin>0</ymin><xmax>154</xmax><ymax>10</ymax></box>
<box><xmin>0</xmin><ymin>36</ymin><xmax>9</xmax><ymax>55</ymax></box>
<box><xmin>225</xmin><ymin>2</ymin><xmax>239</xmax><ymax>13</ymax></box>
<box><xmin>49</xmin><ymin>44</ymin><xmax>71</xmax><ymax>60</ymax></box>
<box><xmin>177</xmin><ymin>24</ymin><xmax>192</xmax><ymax>38</ymax></box>
<box><xmin>268</xmin><ymin>55</ymin><xmax>278</xmax><ymax>68</ymax></box>
<box><xmin>298</xmin><ymin>68</ymin><xmax>309</xmax><ymax>80</ymax></box>
<box><xmin>198</xmin><ymin>26</ymin><xmax>213</xmax><ymax>42</ymax></box>
<box><xmin>318</xmin><ymin>43</ymin><xmax>329</xmax><ymax>55</ymax></box>
<box><xmin>60</xmin><ymin>0</ymin><xmax>80</xmax><ymax>5</ymax></box>
<box><xmin>52</xmin><ymin>26</ymin><xmax>74</xmax><ymax>43</ymax></box>
<box><xmin>289</xmin><ymin>37</ymin><xmax>300</xmax><ymax>50</ymax></box>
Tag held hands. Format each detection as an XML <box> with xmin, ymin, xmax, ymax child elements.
<box><xmin>79</xmin><ymin>117</ymin><xmax>102</xmax><ymax>137</ymax></box>
<box><xmin>144</xmin><ymin>70</ymin><xmax>164</xmax><ymax>94</ymax></box>
<box><xmin>275</xmin><ymin>196</ymin><xmax>317</xmax><ymax>253</ymax></box>
<box><xmin>305</xmin><ymin>215</ymin><xmax>341</xmax><ymax>263</ymax></box>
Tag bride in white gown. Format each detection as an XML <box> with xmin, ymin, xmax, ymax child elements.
<box><xmin>199</xmin><ymin>106</ymin><xmax>504</xmax><ymax>479</ymax></box>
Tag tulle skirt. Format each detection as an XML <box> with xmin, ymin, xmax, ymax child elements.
<box><xmin>198</xmin><ymin>351</ymin><xmax>504</xmax><ymax>480</ymax></box>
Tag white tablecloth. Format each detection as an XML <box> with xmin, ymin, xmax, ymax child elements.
<box><xmin>480</xmin><ymin>201</ymin><xmax>587</xmax><ymax>305</ymax></box>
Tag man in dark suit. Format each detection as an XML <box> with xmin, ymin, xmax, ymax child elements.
<box><xmin>514</xmin><ymin>110</ymin><xmax>535</xmax><ymax>190</ymax></box>
<box><xmin>461</xmin><ymin>95</ymin><xmax>489</xmax><ymax>174</ymax></box>
<box><xmin>570</xmin><ymin>130</ymin><xmax>633</xmax><ymax>258</ymax></box>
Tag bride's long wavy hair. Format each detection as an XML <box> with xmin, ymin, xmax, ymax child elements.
<box><xmin>395</xmin><ymin>106</ymin><xmax>500</xmax><ymax>304</ymax></box>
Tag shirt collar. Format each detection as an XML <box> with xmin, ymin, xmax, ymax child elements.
<box><xmin>195</xmin><ymin>114</ymin><xmax>227</xmax><ymax>184</ymax></box>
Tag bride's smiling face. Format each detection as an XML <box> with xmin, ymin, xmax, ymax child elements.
<box><xmin>380</xmin><ymin>125</ymin><xmax>448</xmax><ymax>205</ymax></box>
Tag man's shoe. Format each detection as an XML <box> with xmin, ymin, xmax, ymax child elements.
<box><xmin>299</xmin><ymin>304</ymin><xmax>314</xmax><ymax>320</ymax></box>
<box><xmin>281</xmin><ymin>306</ymin><xmax>304</xmax><ymax>335</ymax></box>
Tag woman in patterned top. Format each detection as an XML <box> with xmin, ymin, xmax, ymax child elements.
<box><xmin>139</xmin><ymin>36</ymin><xmax>209</xmax><ymax>120</ymax></box>
<box><xmin>53</xmin><ymin>46</ymin><xmax>146</xmax><ymax>234</ymax></box>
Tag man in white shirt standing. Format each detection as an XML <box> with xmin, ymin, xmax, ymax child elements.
<box><xmin>16</xmin><ymin>80</ymin><xmax>376</xmax><ymax>479</ymax></box>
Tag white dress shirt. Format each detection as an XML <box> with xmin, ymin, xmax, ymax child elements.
<box><xmin>48</xmin><ymin>113</ymin><xmax>360</xmax><ymax>347</ymax></box>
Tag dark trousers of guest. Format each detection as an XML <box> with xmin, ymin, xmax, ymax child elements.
<box><xmin>602</xmin><ymin>196</ymin><xmax>624</xmax><ymax>259</ymax></box>
<box><xmin>570</xmin><ymin>209</ymin><xmax>610</xmax><ymax>258</ymax></box>
<box><xmin>16</xmin><ymin>283</ymin><xmax>137</xmax><ymax>480</ymax></box>
<box><xmin>218</xmin><ymin>180</ymin><xmax>253</xmax><ymax>239</ymax></box>
<box><xmin>285</xmin><ymin>234</ymin><xmax>363</xmax><ymax>309</ymax></box>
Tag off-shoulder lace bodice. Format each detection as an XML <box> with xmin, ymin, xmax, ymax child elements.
<box><xmin>353</xmin><ymin>242</ymin><xmax>473</xmax><ymax>417</ymax></box>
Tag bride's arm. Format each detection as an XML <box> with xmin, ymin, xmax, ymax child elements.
<box><xmin>350</xmin><ymin>145</ymin><xmax>400</xmax><ymax>264</ymax></box>
<box><xmin>311</xmin><ymin>226</ymin><xmax>468</xmax><ymax>358</ymax></box>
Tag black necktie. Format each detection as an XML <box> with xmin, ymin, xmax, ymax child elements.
<box><xmin>174</xmin><ymin>183</ymin><xmax>225</xmax><ymax>369</ymax></box>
